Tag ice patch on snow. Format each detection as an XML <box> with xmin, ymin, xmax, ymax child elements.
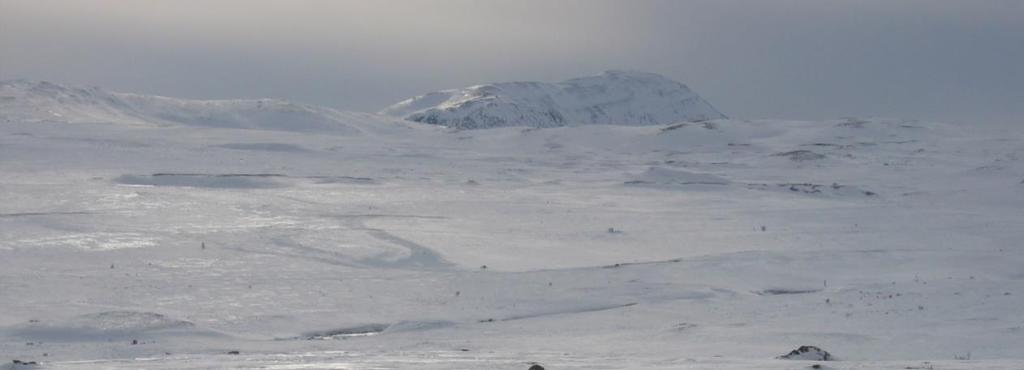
<box><xmin>5</xmin><ymin>311</ymin><xmax>200</xmax><ymax>342</ymax></box>
<box><xmin>625</xmin><ymin>167</ymin><xmax>730</xmax><ymax>187</ymax></box>
<box><xmin>114</xmin><ymin>174</ymin><xmax>284</xmax><ymax>189</ymax></box>
<box><xmin>213</xmin><ymin>143</ymin><xmax>312</xmax><ymax>152</ymax></box>
<box><xmin>383</xmin><ymin>320</ymin><xmax>457</xmax><ymax>333</ymax></box>
<box><xmin>10</xmin><ymin>232</ymin><xmax>157</xmax><ymax>251</ymax></box>
<box><xmin>300</xmin><ymin>324</ymin><xmax>389</xmax><ymax>340</ymax></box>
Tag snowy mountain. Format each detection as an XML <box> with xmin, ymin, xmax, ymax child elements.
<box><xmin>0</xmin><ymin>80</ymin><xmax>398</xmax><ymax>134</ymax></box>
<box><xmin>381</xmin><ymin>70</ymin><xmax>726</xmax><ymax>129</ymax></box>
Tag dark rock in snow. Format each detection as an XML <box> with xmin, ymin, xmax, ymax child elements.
<box><xmin>773</xmin><ymin>150</ymin><xmax>826</xmax><ymax>161</ymax></box>
<box><xmin>778</xmin><ymin>345</ymin><xmax>833</xmax><ymax>361</ymax></box>
<box><xmin>10</xmin><ymin>359</ymin><xmax>40</xmax><ymax>369</ymax></box>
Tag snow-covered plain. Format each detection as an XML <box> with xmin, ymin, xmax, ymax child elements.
<box><xmin>1</xmin><ymin>81</ymin><xmax>1023</xmax><ymax>369</ymax></box>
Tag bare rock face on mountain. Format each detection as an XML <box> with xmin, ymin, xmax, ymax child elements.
<box><xmin>381</xmin><ymin>70</ymin><xmax>726</xmax><ymax>129</ymax></box>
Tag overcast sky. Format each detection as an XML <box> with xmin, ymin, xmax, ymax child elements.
<box><xmin>2</xmin><ymin>0</ymin><xmax>1022</xmax><ymax>124</ymax></box>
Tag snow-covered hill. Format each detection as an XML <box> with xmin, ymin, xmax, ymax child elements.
<box><xmin>381</xmin><ymin>70</ymin><xmax>726</xmax><ymax>129</ymax></box>
<box><xmin>2</xmin><ymin>80</ymin><xmax>1024</xmax><ymax>369</ymax></box>
<box><xmin>0</xmin><ymin>80</ymin><xmax>408</xmax><ymax>134</ymax></box>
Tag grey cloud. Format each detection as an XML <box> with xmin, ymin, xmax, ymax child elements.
<box><xmin>1</xmin><ymin>0</ymin><xmax>1021</xmax><ymax>125</ymax></box>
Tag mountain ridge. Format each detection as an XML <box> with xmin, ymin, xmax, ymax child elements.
<box><xmin>3</xmin><ymin>72</ymin><xmax>726</xmax><ymax>132</ymax></box>
<box><xmin>0</xmin><ymin>79</ymin><xmax>397</xmax><ymax>134</ymax></box>
<box><xmin>381</xmin><ymin>70</ymin><xmax>726</xmax><ymax>129</ymax></box>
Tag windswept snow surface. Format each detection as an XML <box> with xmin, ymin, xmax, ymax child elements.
<box><xmin>2</xmin><ymin>83</ymin><xmax>1024</xmax><ymax>369</ymax></box>
<box><xmin>381</xmin><ymin>70</ymin><xmax>726</xmax><ymax>129</ymax></box>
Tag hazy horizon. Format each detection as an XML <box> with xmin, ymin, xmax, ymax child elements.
<box><xmin>2</xmin><ymin>0</ymin><xmax>1022</xmax><ymax>125</ymax></box>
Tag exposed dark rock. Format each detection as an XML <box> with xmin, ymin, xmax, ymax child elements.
<box><xmin>778</xmin><ymin>345</ymin><xmax>833</xmax><ymax>361</ymax></box>
<box><xmin>774</xmin><ymin>150</ymin><xmax>826</xmax><ymax>161</ymax></box>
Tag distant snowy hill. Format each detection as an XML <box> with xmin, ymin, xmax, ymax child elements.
<box><xmin>0</xmin><ymin>80</ymin><xmax>402</xmax><ymax>134</ymax></box>
<box><xmin>381</xmin><ymin>70</ymin><xmax>726</xmax><ymax>129</ymax></box>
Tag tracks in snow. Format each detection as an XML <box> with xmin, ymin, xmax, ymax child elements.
<box><xmin>231</xmin><ymin>212</ymin><xmax>455</xmax><ymax>271</ymax></box>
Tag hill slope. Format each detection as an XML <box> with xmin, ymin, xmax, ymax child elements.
<box><xmin>381</xmin><ymin>70</ymin><xmax>726</xmax><ymax>129</ymax></box>
<box><xmin>0</xmin><ymin>80</ymin><xmax>405</xmax><ymax>134</ymax></box>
